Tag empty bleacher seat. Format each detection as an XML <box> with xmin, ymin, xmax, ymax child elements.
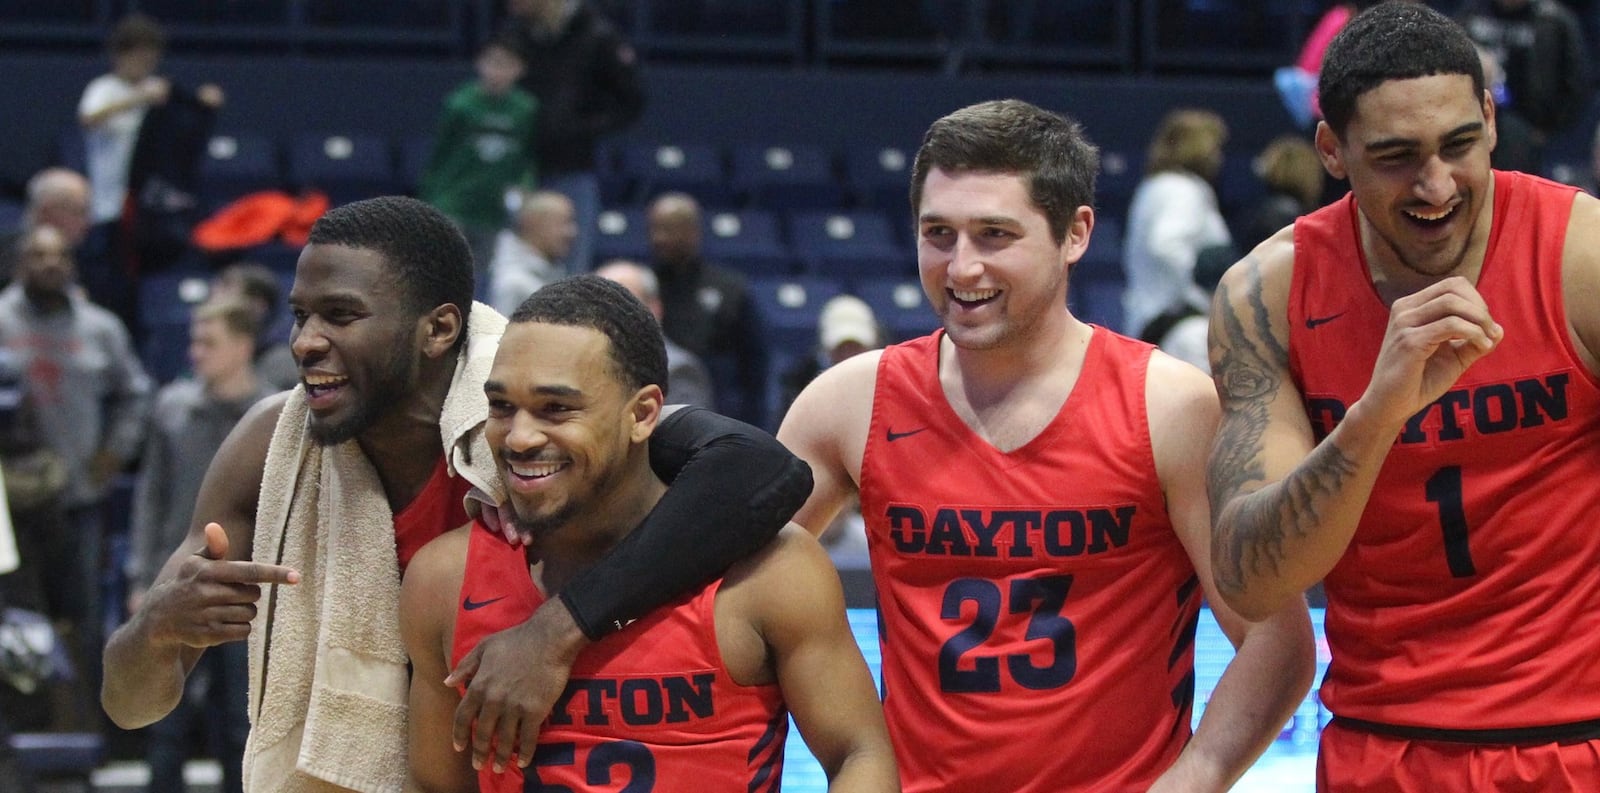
<box><xmin>786</xmin><ymin>209</ymin><xmax>912</xmax><ymax>284</ymax></box>
<box><xmin>747</xmin><ymin>275</ymin><xmax>846</xmax><ymax>355</ymax></box>
<box><xmin>842</xmin><ymin>143</ymin><xmax>914</xmax><ymax>212</ymax></box>
<box><xmin>397</xmin><ymin>133</ymin><xmax>435</xmax><ymax>196</ymax></box>
<box><xmin>1095</xmin><ymin>147</ymin><xmax>1143</xmax><ymax>224</ymax></box>
<box><xmin>1076</xmin><ymin>215</ymin><xmax>1124</xmax><ymax>283</ymax></box>
<box><xmin>137</xmin><ymin>268</ymin><xmax>212</xmax><ymax>383</ymax></box>
<box><xmin>198</xmin><ymin>133</ymin><xmax>281</xmax><ymax>209</ymax></box>
<box><xmin>593</xmin><ymin>207</ymin><xmax>651</xmax><ymax>262</ymax></box>
<box><xmin>0</xmin><ymin>201</ymin><xmax>24</xmax><ymax>235</ymax></box>
<box><xmin>701</xmin><ymin>209</ymin><xmax>796</xmax><ymax>276</ymax></box>
<box><xmin>287</xmin><ymin>132</ymin><xmax>400</xmax><ymax>206</ymax></box>
<box><xmin>854</xmin><ymin>276</ymin><xmax>937</xmax><ymax>344</ymax></box>
<box><xmin>729</xmin><ymin>143</ymin><xmax>846</xmax><ymax>211</ymax></box>
<box><xmin>1070</xmin><ymin>279</ymin><xmax>1127</xmax><ymax>334</ymax></box>
<box><xmin>1217</xmin><ymin>150</ymin><xmax>1266</xmax><ymax>220</ymax></box>
<box><xmin>618</xmin><ymin>142</ymin><xmax>735</xmax><ymax>208</ymax></box>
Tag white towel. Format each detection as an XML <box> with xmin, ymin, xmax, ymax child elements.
<box><xmin>243</xmin><ymin>303</ymin><xmax>506</xmax><ymax>793</ymax></box>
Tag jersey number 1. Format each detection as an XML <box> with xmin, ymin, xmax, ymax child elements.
<box><xmin>1425</xmin><ymin>466</ymin><xmax>1476</xmax><ymax>578</ymax></box>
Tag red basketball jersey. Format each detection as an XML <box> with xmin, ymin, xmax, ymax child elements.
<box><xmin>858</xmin><ymin>329</ymin><xmax>1200</xmax><ymax>792</ymax></box>
<box><xmin>393</xmin><ymin>454</ymin><xmax>472</xmax><ymax>572</ymax></box>
<box><xmin>1289</xmin><ymin>170</ymin><xmax>1600</xmax><ymax>729</ymax></box>
<box><xmin>451</xmin><ymin>522</ymin><xmax>789</xmax><ymax>793</ymax></box>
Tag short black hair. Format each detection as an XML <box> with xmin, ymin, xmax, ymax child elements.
<box><xmin>510</xmin><ymin>275</ymin><xmax>668</xmax><ymax>395</ymax></box>
<box><xmin>306</xmin><ymin>196</ymin><xmax>475</xmax><ymax>348</ymax></box>
<box><xmin>910</xmin><ymin>99</ymin><xmax>1099</xmax><ymax>245</ymax></box>
<box><xmin>1319</xmin><ymin>1</ymin><xmax>1485</xmax><ymax>138</ymax></box>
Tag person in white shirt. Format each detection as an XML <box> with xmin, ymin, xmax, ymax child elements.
<box><xmin>78</xmin><ymin>14</ymin><xmax>171</xmax><ymax>227</ymax></box>
<box><xmin>1121</xmin><ymin>108</ymin><xmax>1233</xmax><ymax>340</ymax></box>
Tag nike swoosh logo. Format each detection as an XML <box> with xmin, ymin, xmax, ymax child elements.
<box><xmin>1305</xmin><ymin>312</ymin><xmax>1346</xmax><ymax>329</ymax></box>
<box><xmin>886</xmin><ymin>427</ymin><xmax>927</xmax><ymax>442</ymax></box>
<box><xmin>462</xmin><ymin>595</ymin><xmax>506</xmax><ymax>611</ymax></box>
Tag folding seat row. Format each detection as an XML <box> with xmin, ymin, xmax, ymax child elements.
<box><xmin>592</xmin><ymin>206</ymin><xmax>914</xmax><ymax>284</ymax></box>
<box><xmin>603</xmin><ymin>141</ymin><xmax>920</xmax><ymax>212</ymax></box>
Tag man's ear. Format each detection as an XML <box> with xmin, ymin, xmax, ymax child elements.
<box><xmin>1314</xmin><ymin>120</ymin><xmax>1347</xmax><ymax>181</ymax></box>
<box><xmin>420</xmin><ymin>304</ymin><xmax>464</xmax><ymax>359</ymax></box>
<box><xmin>628</xmin><ymin>383</ymin><xmax>664</xmax><ymax>444</ymax></box>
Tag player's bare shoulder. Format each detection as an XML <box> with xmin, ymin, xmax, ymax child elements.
<box><xmin>1209</xmin><ymin>226</ymin><xmax>1296</xmax><ymax>382</ymax></box>
<box><xmin>778</xmin><ymin>347</ymin><xmax>883</xmax><ymax>459</ymax></box>
<box><xmin>1562</xmin><ymin>190</ymin><xmax>1600</xmax><ymax>375</ymax></box>
<box><xmin>796</xmin><ymin>348</ymin><xmax>883</xmax><ymax>408</ymax></box>
<box><xmin>1145</xmin><ymin>348</ymin><xmax>1221</xmax><ymax>481</ymax></box>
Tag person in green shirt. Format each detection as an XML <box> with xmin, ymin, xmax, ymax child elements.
<box><xmin>420</xmin><ymin>35</ymin><xmax>539</xmax><ymax>296</ymax></box>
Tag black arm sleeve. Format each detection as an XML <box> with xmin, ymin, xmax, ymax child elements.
<box><xmin>555</xmin><ymin>406</ymin><xmax>813</xmax><ymax>640</ymax></box>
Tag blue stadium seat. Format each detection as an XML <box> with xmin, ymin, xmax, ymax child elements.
<box><xmin>1217</xmin><ymin>150</ymin><xmax>1266</xmax><ymax>219</ymax></box>
<box><xmin>397</xmin><ymin>133</ymin><xmax>435</xmax><ymax>196</ymax></box>
<box><xmin>198</xmin><ymin>132</ymin><xmax>281</xmax><ymax>209</ymax></box>
<box><xmin>729</xmin><ymin>143</ymin><xmax>846</xmax><ymax>211</ymax></box>
<box><xmin>747</xmin><ymin>275</ymin><xmax>847</xmax><ymax>355</ymax></box>
<box><xmin>701</xmin><ymin>208</ymin><xmax>797</xmax><ymax>276</ymax></box>
<box><xmin>1096</xmin><ymin>147</ymin><xmax>1143</xmax><ymax>224</ymax></box>
<box><xmin>1070</xmin><ymin>279</ymin><xmax>1127</xmax><ymax>334</ymax></box>
<box><xmin>243</xmin><ymin>241</ymin><xmax>304</xmax><ymax>275</ymax></box>
<box><xmin>287</xmin><ymin>132</ymin><xmax>400</xmax><ymax>206</ymax></box>
<box><xmin>853</xmin><ymin>276</ymin><xmax>937</xmax><ymax>344</ymax></box>
<box><xmin>593</xmin><ymin>207</ymin><xmax>651</xmax><ymax>263</ymax></box>
<box><xmin>129</xmin><ymin>0</ymin><xmax>287</xmax><ymax>24</ymax></box>
<box><xmin>1076</xmin><ymin>215</ymin><xmax>1123</xmax><ymax>283</ymax></box>
<box><xmin>594</xmin><ymin>140</ymin><xmax>634</xmax><ymax>205</ymax></box>
<box><xmin>0</xmin><ymin>201</ymin><xmax>24</xmax><ymax>235</ymax></box>
<box><xmin>618</xmin><ymin>142</ymin><xmax>736</xmax><ymax>208</ymax></box>
<box><xmin>842</xmin><ymin>143</ymin><xmax>914</xmax><ymax>212</ymax></box>
<box><xmin>55</xmin><ymin>127</ymin><xmax>86</xmax><ymax>174</ymax></box>
<box><xmin>786</xmin><ymin>209</ymin><xmax>912</xmax><ymax>284</ymax></box>
<box><xmin>137</xmin><ymin>268</ymin><xmax>212</xmax><ymax>383</ymax></box>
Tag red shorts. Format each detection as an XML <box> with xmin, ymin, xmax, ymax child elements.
<box><xmin>1317</xmin><ymin>719</ymin><xmax>1600</xmax><ymax>792</ymax></box>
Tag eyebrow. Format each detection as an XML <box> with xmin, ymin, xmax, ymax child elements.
<box><xmin>1366</xmin><ymin>121</ymin><xmax>1484</xmax><ymax>151</ymax></box>
<box><xmin>918</xmin><ymin>213</ymin><xmax>1022</xmax><ymax>226</ymax></box>
<box><xmin>483</xmin><ymin>380</ymin><xmax>583</xmax><ymax>398</ymax></box>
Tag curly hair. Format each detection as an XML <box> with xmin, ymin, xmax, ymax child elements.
<box><xmin>306</xmin><ymin>196</ymin><xmax>475</xmax><ymax>348</ymax></box>
<box><xmin>510</xmin><ymin>275</ymin><xmax>668</xmax><ymax>394</ymax></box>
<box><xmin>1319</xmin><ymin>2</ymin><xmax>1484</xmax><ymax>138</ymax></box>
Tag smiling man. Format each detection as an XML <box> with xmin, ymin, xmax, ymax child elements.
<box><xmin>101</xmin><ymin>197</ymin><xmax>812</xmax><ymax>793</ymax></box>
<box><xmin>1206</xmin><ymin>3</ymin><xmax>1600</xmax><ymax>789</ymax></box>
<box><xmin>400</xmin><ymin>275</ymin><xmax>897</xmax><ymax>793</ymax></box>
<box><xmin>778</xmin><ymin>99</ymin><xmax>1313</xmax><ymax>792</ymax></box>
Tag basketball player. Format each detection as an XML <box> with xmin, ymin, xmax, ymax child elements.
<box><xmin>402</xmin><ymin>276</ymin><xmax>898</xmax><ymax>792</ymax></box>
<box><xmin>1206</xmin><ymin>3</ymin><xmax>1600</xmax><ymax>788</ymax></box>
<box><xmin>102</xmin><ymin>198</ymin><xmax>812</xmax><ymax>788</ymax></box>
<box><xmin>779</xmin><ymin>99</ymin><xmax>1315</xmax><ymax>792</ymax></box>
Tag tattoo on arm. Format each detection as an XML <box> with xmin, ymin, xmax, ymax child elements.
<box><xmin>1206</xmin><ymin>259</ymin><xmax>1357</xmax><ymax>596</ymax></box>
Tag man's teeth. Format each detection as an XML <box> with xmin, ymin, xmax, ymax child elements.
<box><xmin>511</xmin><ymin>462</ymin><xmax>565</xmax><ymax>478</ymax></box>
<box><xmin>952</xmin><ymin>289</ymin><xmax>998</xmax><ymax>302</ymax></box>
<box><xmin>305</xmin><ymin>375</ymin><xmax>346</xmax><ymax>386</ymax></box>
<box><xmin>1406</xmin><ymin>206</ymin><xmax>1453</xmax><ymax>221</ymax></box>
